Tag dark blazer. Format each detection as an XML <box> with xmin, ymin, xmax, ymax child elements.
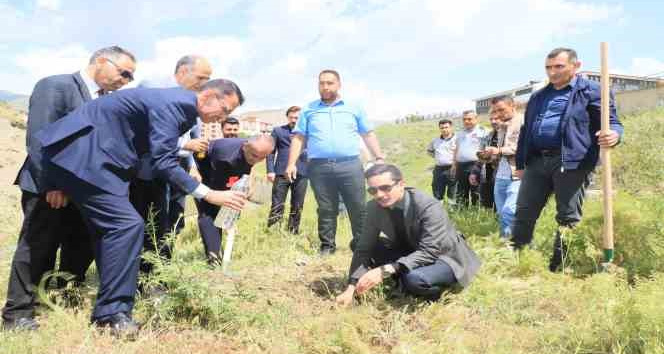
<box><xmin>197</xmin><ymin>138</ymin><xmax>252</xmax><ymax>191</ymax></box>
<box><xmin>15</xmin><ymin>72</ymin><xmax>92</xmax><ymax>193</ymax></box>
<box><xmin>516</xmin><ymin>75</ymin><xmax>624</xmax><ymax>171</ymax></box>
<box><xmin>266</xmin><ymin>124</ymin><xmax>308</xmax><ymax>177</ymax></box>
<box><xmin>349</xmin><ymin>187</ymin><xmax>481</xmax><ymax>288</ymax></box>
<box><xmin>31</xmin><ymin>87</ymin><xmax>201</xmax><ymax>196</ymax></box>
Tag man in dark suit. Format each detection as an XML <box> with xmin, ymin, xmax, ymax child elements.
<box><xmin>2</xmin><ymin>46</ymin><xmax>136</xmax><ymax>331</ymax></box>
<box><xmin>26</xmin><ymin>79</ymin><xmax>247</xmax><ymax>336</ymax></box>
<box><xmin>195</xmin><ymin>136</ymin><xmax>274</xmax><ymax>265</ymax></box>
<box><xmin>336</xmin><ymin>164</ymin><xmax>481</xmax><ymax>306</ymax></box>
<box><xmin>133</xmin><ymin>55</ymin><xmax>212</xmax><ymax>275</ymax></box>
<box><xmin>266</xmin><ymin>106</ymin><xmax>308</xmax><ymax>234</ymax></box>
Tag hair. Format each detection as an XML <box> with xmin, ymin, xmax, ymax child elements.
<box><xmin>286</xmin><ymin>105</ymin><xmax>301</xmax><ymax>116</ymax></box>
<box><xmin>547</xmin><ymin>47</ymin><xmax>578</xmax><ymax>63</ymax></box>
<box><xmin>462</xmin><ymin>110</ymin><xmax>477</xmax><ymax>117</ymax></box>
<box><xmin>89</xmin><ymin>46</ymin><xmax>136</xmax><ymax>64</ymax></box>
<box><xmin>174</xmin><ymin>55</ymin><xmax>201</xmax><ymax>74</ymax></box>
<box><xmin>438</xmin><ymin>119</ymin><xmax>453</xmax><ymax>126</ymax></box>
<box><xmin>200</xmin><ymin>79</ymin><xmax>245</xmax><ymax>105</ymax></box>
<box><xmin>364</xmin><ymin>163</ymin><xmax>403</xmax><ymax>181</ymax></box>
<box><xmin>223</xmin><ymin>117</ymin><xmax>240</xmax><ymax>127</ymax></box>
<box><xmin>319</xmin><ymin>69</ymin><xmax>341</xmax><ymax>81</ymax></box>
<box><xmin>490</xmin><ymin>95</ymin><xmax>514</xmax><ymax>105</ymax></box>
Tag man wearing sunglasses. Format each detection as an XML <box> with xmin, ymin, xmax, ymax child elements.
<box><xmin>2</xmin><ymin>46</ymin><xmax>136</xmax><ymax>331</ymax></box>
<box><xmin>24</xmin><ymin>79</ymin><xmax>246</xmax><ymax>337</ymax></box>
<box><xmin>336</xmin><ymin>164</ymin><xmax>481</xmax><ymax>306</ymax></box>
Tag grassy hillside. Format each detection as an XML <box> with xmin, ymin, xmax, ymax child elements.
<box><xmin>0</xmin><ymin>109</ymin><xmax>663</xmax><ymax>353</ymax></box>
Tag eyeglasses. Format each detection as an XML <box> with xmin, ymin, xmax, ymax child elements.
<box><xmin>367</xmin><ymin>181</ymin><xmax>399</xmax><ymax>195</ymax></box>
<box><xmin>106</xmin><ymin>58</ymin><xmax>134</xmax><ymax>82</ymax></box>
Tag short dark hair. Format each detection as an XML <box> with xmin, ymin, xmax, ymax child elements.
<box><xmin>223</xmin><ymin>117</ymin><xmax>240</xmax><ymax>127</ymax></box>
<box><xmin>438</xmin><ymin>119</ymin><xmax>453</xmax><ymax>126</ymax></box>
<box><xmin>462</xmin><ymin>110</ymin><xmax>477</xmax><ymax>116</ymax></box>
<box><xmin>319</xmin><ymin>69</ymin><xmax>340</xmax><ymax>81</ymax></box>
<box><xmin>490</xmin><ymin>95</ymin><xmax>514</xmax><ymax>105</ymax></box>
<box><xmin>364</xmin><ymin>163</ymin><xmax>403</xmax><ymax>182</ymax></box>
<box><xmin>547</xmin><ymin>47</ymin><xmax>578</xmax><ymax>63</ymax></box>
<box><xmin>89</xmin><ymin>46</ymin><xmax>136</xmax><ymax>64</ymax></box>
<box><xmin>201</xmin><ymin>79</ymin><xmax>245</xmax><ymax>106</ymax></box>
<box><xmin>286</xmin><ymin>106</ymin><xmax>301</xmax><ymax>116</ymax></box>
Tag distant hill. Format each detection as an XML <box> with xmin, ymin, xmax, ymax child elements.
<box><xmin>0</xmin><ymin>90</ymin><xmax>29</xmax><ymax>112</ymax></box>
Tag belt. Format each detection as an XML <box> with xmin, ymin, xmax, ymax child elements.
<box><xmin>309</xmin><ymin>155</ymin><xmax>359</xmax><ymax>163</ymax></box>
<box><xmin>539</xmin><ymin>149</ymin><xmax>561</xmax><ymax>156</ymax></box>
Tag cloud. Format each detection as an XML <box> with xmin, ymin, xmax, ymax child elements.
<box><xmin>1</xmin><ymin>0</ymin><xmax>624</xmax><ymax>120</ymax></box>
<box><xmin>614</xmin><ymin>58</ymin><xmax>664</xmax><ymax>77</ymax></box>
<box><xmin>36</xmin><ymin>0</ymin><xmax>61</xmax><ymax>11</ymax></box>
<box><xmin>134</xmin><ymin>36</ymin><xmax>246</xmax><ymax>83</ymax></box>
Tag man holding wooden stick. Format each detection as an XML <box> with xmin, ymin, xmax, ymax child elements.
<box><xmin>510</xmin><ymin>47</ymin><xmax>623</xmax><ymax>272</ymax></box>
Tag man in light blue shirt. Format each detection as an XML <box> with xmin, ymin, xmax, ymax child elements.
<box><xmin>286</xmin><ymin>70</ymin><xmax>385</xmax><ymax>255</ymax></box>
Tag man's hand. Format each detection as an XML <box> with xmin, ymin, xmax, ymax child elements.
<box><xmin>184</xmin><ymin>138</ymin><xmax>209</xmax><ymax>153</ymax></box>
<box><xmin>335</xmin><ymin>286</ymin><xmax>356</xmax><ymax>307</ymax></box>
<box><xmin>596</xmin><ymin>130</ymin><xmax>620</xmax><ymax>148</ymax></box>
<box><xmin>266</xmin><ymin>173</ymin><xmax>276</xmax><ymax>183</ymax></box>
<box><xmin>190</xmin><ymin>167</ymin><xmax>202</xmax><ymax>183</ymax></box>
<box><xmin>355</xmin><ymin>268</ymin><xmax>384</xmax><ymax>295</ymax></box>
<box><xmin>515</xmin><ymin>169</ymin><xmax>524</xmax><ymax>180</ymax></box>
<box><xmin>46</xmin><ymin>190</ymin><xmax>69</xmax><ymax>209</ymax></box>
<box><xmin>203</xmin><ymin>190</ymin><xmax>247</xmax><ymax>210</ymax></box>
<box><xmin>469</xmin><ymin>174</ymin><xmax>479</xmax><ymax>186</ymax></box>
<box><xmin>285</xmin><ymin>164</ymin><xmax>297</xmax><ymax>183</ymax></box>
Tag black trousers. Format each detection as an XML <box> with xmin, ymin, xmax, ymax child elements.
<box><xmin>431</xmin><ymin>165</ymin><xmax>456</xmax><ymax>202</ymax></box>
<box><xmin>129</xmin><ymin>178</ymin><xmax>171</xmax><ymax>275</ymax></box>
<box><xmin>455</xmin><ymin>161</ymin><xmax>480</xmax><ymax>207</ymax></box>
<box><xmin>2</xmin><ymin>191</ymin><xmax>91</xmax><ymax>321</ymax></box>
<box><xmin>267</xmin><ymin>175</ymin><xmax>308</xmax><ymax>234</ymax></box>
<box><xmin>511</xmin><ymin>154</ymin><xmax>592</xmax><ymax>248</ymax></box>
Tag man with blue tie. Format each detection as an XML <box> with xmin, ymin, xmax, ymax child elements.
<box><xmin>28</xmin><ymin>79</ymin><xmax>247</xmax><ymax>337</ymax></box>
<box><xmin>2</xmin><ymin>46</ymin><xmax>136</xmax><ymax>332</ymax></box>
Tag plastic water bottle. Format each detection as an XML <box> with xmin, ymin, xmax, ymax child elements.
<box><xmin>214</xmin><ymin>174</ymin><xmax>250</xmax><ymax>229</ymax></box>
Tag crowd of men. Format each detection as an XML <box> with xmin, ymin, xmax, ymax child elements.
<box><xmin>1</xmin><ymin>45</ymin><xmax>622</xmax><ymax>339</ymax></box>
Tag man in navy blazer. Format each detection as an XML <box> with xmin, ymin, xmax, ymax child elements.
<box><xmin>266</xmin><ymin>106</ymin><xmax>308</xmax><ymax>234</ymax></box>
<box><xmin>2</xmin><ymin>46</ymin><xmax>136</xmax><ymax>332</ymax></box>
<box><xmin>28</xmin><ymin>79</ymin><xmax>247</xmax><ymax>336</ymax></box>
<box><xmin>195</xmin><ymin>136</ymin><xmax>274</xmax><ymax>265</ymax></box>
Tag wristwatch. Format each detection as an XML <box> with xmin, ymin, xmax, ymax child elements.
<box><xmin>380</xmin><ymin>265</ymin><xmax>394</xmax><ymax>278</ymax></box>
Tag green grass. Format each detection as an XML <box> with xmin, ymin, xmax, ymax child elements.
<box><xmin>0</xmin><ymin>109</ymin><xmax>663</xmax><ymax>353</ymax></box>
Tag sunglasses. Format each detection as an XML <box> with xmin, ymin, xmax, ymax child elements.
<box><xmin>106</xmin><ymin>58</ymin><xmax>134</xmax><ymax>81</ymax></box>
<box><xmin>367</xmin><ymin>181</ymin><xmax>399</xmax><ymax>195</ymax></box>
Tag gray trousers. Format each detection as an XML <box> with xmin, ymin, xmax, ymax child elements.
<box><xmin>308</xmin><ymin>157</ymin><xmax>366</xmax><ymax>251</ymax></box>
<box><xmin>511</xmin><ymin>153</ymin><xmax>592</xmax><ymax>248</ymax></box>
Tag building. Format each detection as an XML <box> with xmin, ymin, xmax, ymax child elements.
<box><xmin>474</xmin><ymin>72</ymin><xmax>663</xmax><ymax>115</ymax></box>
<box><xmin>237</xmin><ymin>109</ymin><xmax>288</xmax><ymax>135</ymax></box>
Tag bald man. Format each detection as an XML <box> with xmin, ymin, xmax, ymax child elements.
<box><xmin>195</xmin><ymin>136</ymin><xmax>274</xmax><ymax>265</ymax></box>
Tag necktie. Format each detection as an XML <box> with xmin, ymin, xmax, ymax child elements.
<box><xmin>96</xmin><ymin>89</ymin><xmax>106</xmax><ymax>96</ymax></box>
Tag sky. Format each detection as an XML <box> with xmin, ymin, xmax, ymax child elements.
<box><xmin>0</xmin><ymin>0</ymin><xmax>662</xmax><ymax>121</ymax></box>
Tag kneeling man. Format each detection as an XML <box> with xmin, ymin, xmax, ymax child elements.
<box><xmin>337</xmin><ymin>164</ymin><xmax>481</xmax><ymax>305</ymax></box>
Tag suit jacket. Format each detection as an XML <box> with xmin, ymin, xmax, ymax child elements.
<box><xmin>349</xmin><ymin>187</ymin><xmax>481</xmax><ymax>288</ymax></box>
<box><xmin>197</xmin><ymin>138</ymin><xmax>252</xmax><ymax>191</ymax></box>
<box><xmin>31</xmin><ymin>87</ymin><xmax>201</xmax><ymax>196</ymax></box>
<box><xmin>15</xmin><ymin>72</ymin><xmax>92</xmax><ymax>193</ymax></box>
<box><xmin>266</xmin><ymin>124</ymin><xmax>308</xmax><ymax>177</ymax></box>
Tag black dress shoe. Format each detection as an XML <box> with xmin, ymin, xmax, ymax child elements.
<box><xmin>94</xmin><ymin>312</ymin><xmax>139</xmax><ymax>339</ymax></box>
<box><xmin>2</xmin><ymin>317</ymin><xmax>39</xmax><ymax>331</ymax></box>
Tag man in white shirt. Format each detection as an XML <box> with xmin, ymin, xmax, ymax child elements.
<box><xmin>454</xmin><ymin>110</ymin><xmax>488</xmax><ymax>208</ymax></box>
<box><xmin>426</xmin><ymin>119</ymin><xmax>457</xmax><ymax>205</ymax></box>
